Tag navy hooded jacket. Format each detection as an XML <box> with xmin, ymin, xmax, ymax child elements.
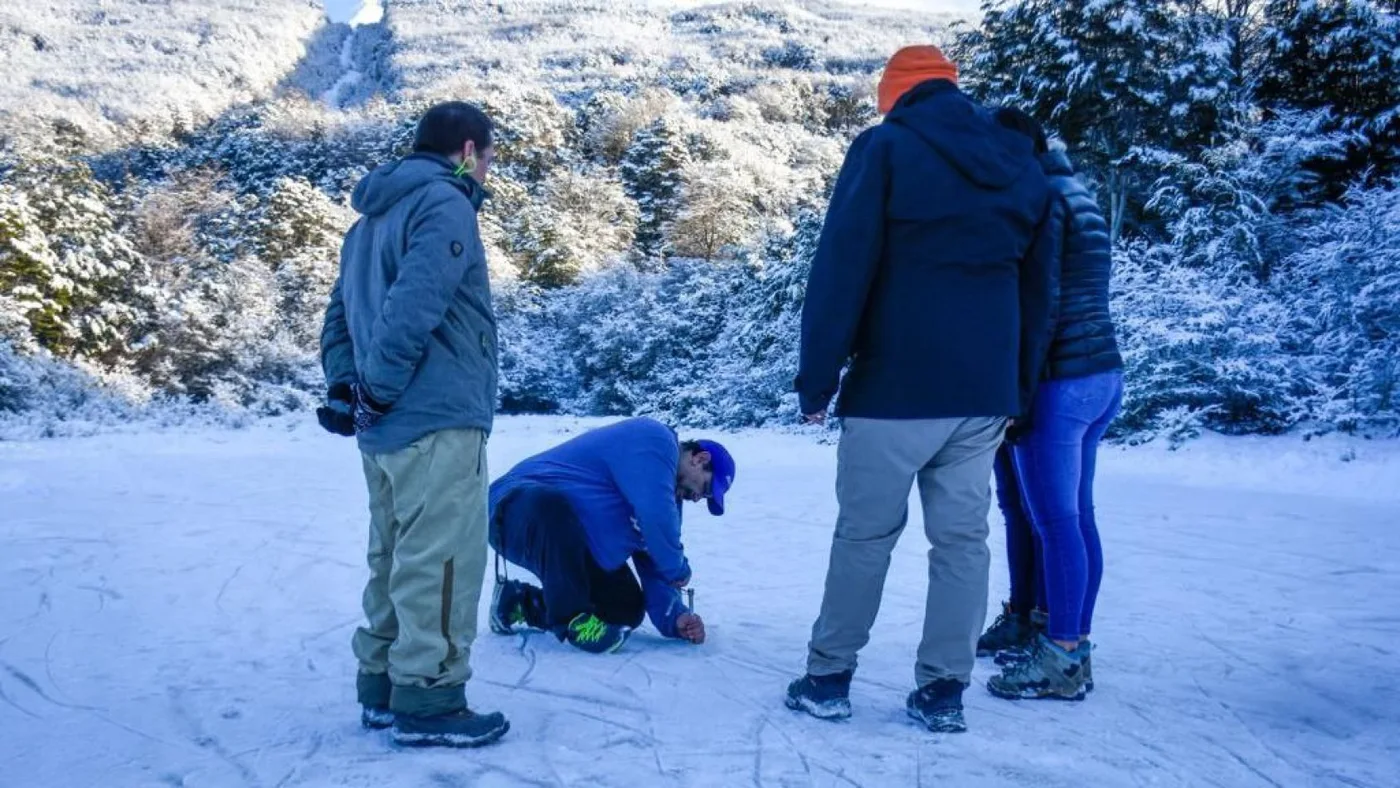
<box><xmin>795</xmin><ymin>81</ymin><xmax>1059</xmax><ymax>419</ymax></box>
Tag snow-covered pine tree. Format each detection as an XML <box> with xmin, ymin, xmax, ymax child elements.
<box><xmin>508</xmin><ymin>170</ymin><xmax>636</xmax><ymax>288</ymax></box>
<box><xmin>1140</xmin><ymin>107</ymin><xmax>1351</xmax><ymax>280</ymax></box>
<box><xmin>957</xmin><ymin>0</ymin><xmax>1234</xmax><ymax>240</ymax></box>
<box><xmin>1277</xmin><ymin>183</ymin><xmax>1400</xmax><ymax>435</ymax></box>
<box><xmin>705</xmin><ymin>207</ymin><xmax>824</xmax><ymax>425</ymax></box>
<box><xmin>123</xmin><ymin>171</ymin><xmax>285</xmax><ymax>402</ymax></box>
<box><xmin>1256</xmin><ymin>0</ymin><xmax>1400</xmax><ymax>196</ymax></box>
<box><xmin>0</xmin><ymin>154</ymin><xmax>148</xmax><ymax>366</ymax></box>
<box><xmin>253</xmin><ymin>177</ymin><xmax>350</xmax><ymax>347</ymax></box>
<box><xmin>620</xmin><ymin>118</ymin><xmax>689</xmax><ymax>263</ymax></box>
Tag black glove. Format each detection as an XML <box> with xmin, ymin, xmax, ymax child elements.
<box><xmin>316</xmin><ymin>382</ymin><xmax>355</xmax><ymax>437</ymax></box>
<box><xmin>351</xmin><ymin>382</ymin><xmax>390</xmax><ymax>434</ymax></box>
<box><xmin>1004</xmin><ymin>412</ymin><xmax>1035</xmax><ymax>445</ymax></box>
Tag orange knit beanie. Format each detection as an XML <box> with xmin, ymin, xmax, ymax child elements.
<box><xmin>877</xmin><ymin>45</ymin><xmax>959</xmax><ymax>115</ymax></box>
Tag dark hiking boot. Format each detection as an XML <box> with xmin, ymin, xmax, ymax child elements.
<box><xmin>361</xmin><ymin>705</ymin><xmax>394</xmax><ymax>730</ymax></box>
<box><xmin>977</xmin><ymin>601</ymin><xmax>1036</xmax><ymax>657</ymax></box>
<box><xmin>785</xmin><ymin>670</ymin><xmax>854</xmax><ymax>721</ymax></box>
<box><xmin>391</xmin><ymin>707</ymin><xmax>510</xmax><ymax>748</ymax></box>
<box><xmin>907</xmin><ymin>679</ymin><xmax>968</xmax><ymax>733</ymax></box>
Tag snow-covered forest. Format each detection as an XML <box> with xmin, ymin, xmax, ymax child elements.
<box><xmin>1</xmin><ymin>0</ymin><xmax>1397</xmax><ymax>443</ymax></box>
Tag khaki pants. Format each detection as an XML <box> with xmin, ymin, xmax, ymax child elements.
<box><xmin>807</xmin><ymin>416</ymin><xmax>1005</xmax><ymax>688</ymax></box>
<box><xmin>352</xmin><ymin>428</ymin><xmax>489</xmax><ymax>717</ymax></box>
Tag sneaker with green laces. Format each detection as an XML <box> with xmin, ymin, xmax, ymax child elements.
<box><xmin>563</xmin><ymin>612</ymin><xmax>631</xmax><ymax>654</ymax></box>
<box><xmin>490</xmin><ymin>579</ymin><xmax>544</xmax><ymax>635</ymax></box>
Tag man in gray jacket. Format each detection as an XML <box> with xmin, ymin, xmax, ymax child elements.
<box><xmin>319</xmin><ymin>101</ymin><xmax>507</xmax><ymax>748</ymax></box>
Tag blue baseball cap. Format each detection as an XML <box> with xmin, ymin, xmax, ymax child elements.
<box><xmin>695</xmin><ymin>439</ymin><xmax>735</xmax><ymax>516</ymax></box>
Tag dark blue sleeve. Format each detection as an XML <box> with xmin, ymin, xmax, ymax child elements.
<box><xmin>634</xmin><ymin>552</ymin><xmax>688</xmax><ymax>639</ymax></box>
<box><xmin>795</xmin><ymin>129</ymin><xmax>888</xmax><ymax>416</ymax></box>
<box><xmin>1018</xmin><ymin>191</ymin><xmax>1064</xmax><ymax>416</ymax></box>
<box><xmin>607</xmin><ymin>425</ymin><xmax>690</xmax><ymax>584</ymax></box>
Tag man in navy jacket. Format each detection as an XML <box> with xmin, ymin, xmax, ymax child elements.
<box><xmin>487</xmin><ymin>418</ymin><xmax>736</xmax><ymax>653</ymax></box>
<box><xmin>786</xmin><ymin>46</ymin><xmax>1059</xmax><ymax>734</ymax></box>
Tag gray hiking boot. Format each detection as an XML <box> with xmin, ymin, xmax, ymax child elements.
<box><xmin>986</xmin><ymin>634</ymin><xmax>1087</xmax><ymax>701</ymax></box>
<box><xmin>1081</xmin><ymin>639</ymin><xmax>1094</xmax><ymax>693</ymax></box>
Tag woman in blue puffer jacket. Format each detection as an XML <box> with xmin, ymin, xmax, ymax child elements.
<box><xmin>983</xmin><ymin>107</ymin><xmax>1124</xmax><ymax>702</ymax></box>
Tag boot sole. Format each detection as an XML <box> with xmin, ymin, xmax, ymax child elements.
<box><xmin>567</xmin><ymin>628</ymin><xmax>632</xmax><ymax>654</ymax></box>
<box><xmin>906</xmin><ymin>707</ymin><xmax>967</xmax><ymax>733</ymax></box>
<box><xmin>986</xmin><ymin>680</ymin><xmax>1086</xmax><ymax>702</ymax></box>
<box><xmin>784</xmin><ymin>694</ymin><xmax>852</xmax><ymax>721</ymax></box>
<box><xmin>392</xmin><ymin>720</ymin><xmax>510</xmax><ymax>748</ymax></box>
<box><xmin>361</xmin><ymin>710</ymin><xmax>395</xmax><ymax>730</ymax></box>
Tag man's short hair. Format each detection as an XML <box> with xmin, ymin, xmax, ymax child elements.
<box><xmin>413</xmin><ymin>101</ymin><xmax>494</xmax><ymax>156</ymax></box>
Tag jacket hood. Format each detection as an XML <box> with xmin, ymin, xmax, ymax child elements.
<box><xmin>350</xmin><ymin>153</ymin><xmax>487</xmax><ymax>217</ymax></box>
<box><xmin>885</xmin><ymin>80</ymin><xmax>1036</xmax><ymax>189</ymax></box>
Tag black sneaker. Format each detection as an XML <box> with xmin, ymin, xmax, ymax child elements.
<box><xmin>785</xmin><ymin>670</ymin><xmax>854</xmax><ymax>721</ymax></box>
<box><xmin>490</xmin><ymin>579</ymin><xmax>536</xmax><ymax>635</ymax></box>
<box><xmin>977</xmin><ymin>601</ymin><xmax>1036</xmax><ymax>657</ymax></box>
<box><xmin>907</xmin><ymin>679</ymin><xmax>967</xmax><ymax>733</ymax></box>
<box><xmin>360</xmin><ymin>705</ymin><xmax>394</xmax><ymax>730</ymax></box>
<box><xmin>391</xmin><ymin>707</ymin><xmax>510</xmax><ymax>748</ymax></box>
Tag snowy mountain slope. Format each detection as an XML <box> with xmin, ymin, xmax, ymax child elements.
<box><xmin>0</xmin><ymin>0</ymin><xmax>957</xmax><ymax>153</ymax></box>
<box><xmin>386</xmin><ymin>0</ymin><xmax>953</xmax><ymax>105</ymax></box>
<box><xmin>0</xmin><ymin>416</ymin><xmax>1395</xmax><ymax>787</ymax></box>
<box><xmin>0</xmin><ymin>0</ymin><xmax>328</xmax><ymax>149</ymax></box>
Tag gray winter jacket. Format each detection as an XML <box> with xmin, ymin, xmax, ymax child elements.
<box><xmin>320</xmin><ymin>153</ymin><xmax>498</xmax><ymax>455</ymax></box>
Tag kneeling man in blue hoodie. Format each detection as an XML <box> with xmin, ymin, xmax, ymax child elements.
<box><xmin>487</xmin><ymin>417</ymin><xmax>736</xmax><ymax>653</ymax></box>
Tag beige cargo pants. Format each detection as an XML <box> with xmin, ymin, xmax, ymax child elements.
<box><xmin>352</xmin><ymin>427</ymin><xmax>489</xmax><ymax>717</ymax></box>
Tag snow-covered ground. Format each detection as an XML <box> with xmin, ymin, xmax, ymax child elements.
<box><xmin>1</xmin><ymin>417</ymin><xmax>1396</xmax><ymax>787</ymax></box>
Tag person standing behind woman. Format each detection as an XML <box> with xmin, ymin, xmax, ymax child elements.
<box><xmin>985</xmin><ymin>108</ymin><xmax>1124</xmax><ymax>702</ymax></box>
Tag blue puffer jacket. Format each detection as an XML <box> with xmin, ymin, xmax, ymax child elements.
<box><xmin>320</xmin><ymin>153</ymin><xmax>498</xmax><ymax>455</ymax></box>
<box><xmin>796</xmin><ymin>80</ymin><xmax>1059</xmax><ymax>419</ymax></box>
<box><xmin>1038</xmin><ymin>149</ymin><xmax>1122</xmax><ymax>381</ymax></box>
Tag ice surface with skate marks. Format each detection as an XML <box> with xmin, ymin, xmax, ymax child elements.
<box><xmin>0</xmin><ymin>416</ymin><xmax>1397</xmax><ymax>787</ymax></box>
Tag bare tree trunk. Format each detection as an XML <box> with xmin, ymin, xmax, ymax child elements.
<box><xmin>1109</xmin><ymin>170</ymin><xmax>1129</xmax><ymax>245</ymax></box>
